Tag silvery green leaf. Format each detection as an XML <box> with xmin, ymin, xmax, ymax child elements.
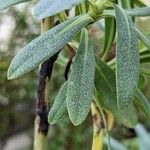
<box><xmin>67</xmin><ymin>28</ymin><xmax>95</xmax><ymax>126</ymax></box>
<box><xmin>127</xmin><ymin>7</ymin><xmax>150</xmax><ymax>17</ymax></box>
<box><xmin>104</xmin><ymin>137</ymin><xmax>127</xmax><ymax>150</ymax></box>
<box><xmin>8</xmin><ymin>14</ymin><xmax>93</xmax><ymax>80</ymax></box>
<box><xmin>33</xmin><ymin>0</ymin><xmax>86</xmax><ymax>20</ymax></box>
<box><xmin>135</xmin><ymin>124</ymin><xmax>150</xmax><ymax>150</ymax></box>
<box><xmin>0</xmin><ymin>0</ymin><xmax>29</xmax><ymax>11</ymax></box>
<box><xmin>102</xmin><ymin>7</ymin><xmax>150</xmax><ymax>17</ymax></box>
<box><xmin>135</xmin><ymin>25</ymin><xmax>150</xmax><ymax>51</ymax></box>
<box><xmin>115</xmin><ymin>5</ymin><xmax>140</xmax><ymax>108</ymax></box>
<box><xmin>95</xmin><ymin>58</ymin><xmax>137</xmax><ymax>128</ymax></box>
<box><xmin>48</xmin><ymin>82</ymin><xmax>68</xmax><ymax>125</ymax></box>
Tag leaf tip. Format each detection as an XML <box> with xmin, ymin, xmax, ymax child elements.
<box><xmin>7</xmin><ymin>68</ymin><xmax>14</xmax><ymax>80</ymax></box>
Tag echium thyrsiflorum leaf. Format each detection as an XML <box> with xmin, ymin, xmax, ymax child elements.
<box><xmin>7</xmin><ymin>14</ymin><xmax>93</xmax><ymax>79</ymax></box>
<box><xmin>0</xmin><ymin>0</ymin><xmax>30</xmax><ymax>11</ymax></box>
<box><xmin>33</xmin><ymin>0</ymin><xmax>86</xmax><ymax>20</ymax></box>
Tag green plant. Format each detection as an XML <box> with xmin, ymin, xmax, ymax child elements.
<box><xmin>0</xmin><ymin>0</ymin><xmax>150</xmax><ymax>149</ymax></box>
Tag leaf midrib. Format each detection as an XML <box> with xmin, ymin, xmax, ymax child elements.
<box><xmin>10</xmin><ymin>15</ymin><xmax>92</xmax><ymax>77</ymax></box>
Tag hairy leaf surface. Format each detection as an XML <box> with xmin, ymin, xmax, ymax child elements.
<box><xmin>95</xmin><ymin>58</ymin><xmax>137</xmax><ymax>128</ymax></box>
<box><xmin>48</xmin><ymin>82</ymin><xmax>68</xmax><ymax>125</ymax></box>
<box><xmin>8</xmin><ymin>14</ymin><xmax>93</xmax><ymax>79</ymax></box>
<box><xmin>67</xmin><ymin>28</ymin><xmax>95</xmax><ymax>126</ymax></box>
<box><xmin>33</xmin><ymin>0</ymin><xmax>86</xmax><ymax>20</ymax></box>
<box><xmin>0</xmin><ymin>0</ymin><xmax>29</xmax><ymax>11</ymax></box>
<box><xmin>115</xmin><ymin>5</ymin><xmax>140</xmax><ymax>108</ymax></box>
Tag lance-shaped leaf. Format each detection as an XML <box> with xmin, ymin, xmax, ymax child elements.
<box><xmin>0</xmin><ymin>0</ymin><xmax>29</xmax><ymax>11</ymax></box>
<box><xmin>48</xmin><ymin>82</ymin><xmax>68</xmax><ymax>125</ymax></box>
<box><xmin>115</xmin><ymin>5</ymin><xmax>140</xmax><ymax>108</ymax></box>
<box><xmin>95</xmin><ymin>58</ymin><xmax>137</xmax><ymax>128</ymax></box>
<box><xmin>8</xmin><ymin>14</ymin><xmax>93</xmax><ymax>79</ymax></box>
<box><xmin>33</xmin><ymin>0</ymin><xmax>86</xmax><ymax>20</ymax></box>
<box><xmin>67</xmin><ymin>28</ymin><xmax>95</xmax><ymax>126</ymax></box>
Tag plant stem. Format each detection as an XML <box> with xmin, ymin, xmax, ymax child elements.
<box><xmin>88</xmin><ymin>0</ymin><xmax>113</xmax><ymax>20</ymax></box>
<box><xmin>91</xmin><ymin>102</ymin><xmax>104</xmax><ymax>150</ymax></box>
<box><xmin>33</xmin><ymin>17</ymin><xmax>55</xmax><ymax>150</ymax></box>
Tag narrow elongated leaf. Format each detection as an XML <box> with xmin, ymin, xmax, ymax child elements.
<box><xmin>8</xmin><ymin>14</ymin><xmax>93</xmax><ymax>79</ymax></box>
<box><xmin>137</xmin><ymin>75</ymin><xmax>145</xmax><ymax>89</ymax></box>
<box><xmin>140</xmin><ymin>54</ymin><xmax>150</xmax><ymax>64</ymax></box>
<box><xmin>0</xmin><ymin>0</ymin><xmax>29</xmax><ymax>11</ymax></box>
<box><xmin>102</xmin><ymin>7</ymin><xmax>150</xmax><ymax>17</ymax></box>
<box><xmin>140</xmin><ymin>68</ymin><xmax>150</xmax><ymax>77</ymax></box>
<box><xmin>48</xmin><ymin>82</ymin><xmax>68</xmax><ymax>125</ymax></box>
<box><xmin>127</xmin><ymin>7</ymin><xmax>150</xmax><ymax>16</ymax></box>
<box><xmin>102</xmin><ymin>17</ymin><xmax>116</xmax><ymax>60</ymax></box>
<box><xmin>115</xmin><ymin>5</ymin><xmax>140</xmax><ymax>108</ymax></box>
<box><xmin>95</xmin><ymin>58</ymin><xmax>137</xmax><ymax>128</ymax></box>
<box><xmin>135</xmin><ymin>25</ymin><xmax>150</xmax><ymax>51</ymax></box>
<box><xmin>135</xmin><ymin>88</ymin><xmax>150</xmax><ymax>119</ymax></box>
<box><xmin>67</xmin><ymin>28</ymin><xmax>95</xmax><ymax>126</ymax></box>
<box><xmin>33</xmin><ymin>0</ymin><xmax>86</xmax><ymax>20</ymax></box>
<box><xmin>120</xmin><ymin>0</ymin><xmax>132</xmax><ymax>8</ymax></box>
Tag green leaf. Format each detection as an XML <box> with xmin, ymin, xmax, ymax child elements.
<box><xmin>102</xmin><ymin>7</ymin><xmax>150</xmax><ymax>17</ymax></box>
<box><xmin>33</xmin><ymin>0</ymin><xmax>86</xmax><ymax>20</ymax></box>
<box><xmin>102</xmin><ymin>17</ymin><xmax>116</xmax><ymax>61</ymax></box>
<box><xmin>137</xmin><ymin>75</ymin><xmax>145</xmax><ymax>89</ymax></box>
<box><xmin>135</xmin><ymin>25</ymin><xmax>150</xmax><ymax>51</ymax></box>
<box><xmin>48</xmin><ymin>82</ymin><xmax>68</xmax><ymax>125</ymax></box>
<box><xmin>115</xmin><ymin>5</ymin><xmax>140</xmax><ymax>108</ymax></box>
<box><xmin>140</xmin><ymin>68</ymin><xmax>150</xmax><ymax>77</ymax></box>
<box><xmin>135</xmin><ymin>88</ymin><xmax>150</xmax><ymax>119</ymax></box>
<box><xmin>67</xmin><ymin>28</ymin><xmax>95</xmax><ymax>126</ymax></box>
<box><xmin>127</xmin><ymin>7</ymin><xmax>150</xmax><ymax>16</ymax></box>
<box><xmin>140</xmin><ymin>54</ymin><xmax>150</xmax><ymax>64</ymax></box>
<box><xmin>0</xmin><ymin>0</ymin><xmax>29</xmax><ymax>11</ymax></box>
<box><xmin>8</xmin><ymin>14</ymin><xmax>93</xmax><ymax>80</ymax></box>
<box><xmin>95</xmin><ymin>58</ymin><xmax>137</xmax><ymax>128</ymax></box>
<box><xmin>131</xmin><ymin>0</ymin><xmax>147</xmax><ymax>7</ymax></box>
<box><xmin>119</xmin><ymin>0</ymin><xmax>132</xmax><ymax>8</ymax></box>
<box><xmin>135</xmin><ymin>124</ymin><xmax>150</xmax><ymax>150</ymax></box>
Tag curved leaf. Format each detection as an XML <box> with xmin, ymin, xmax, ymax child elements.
<box><xmin>135</xmin><ymin>25</ymin><xmax>150</xmax><ymax>51</ymax></box>
<box><xmin>67</xmin><ymin>28</ymin><xmax>95</xmax><ymax>126</ymax></box>
<box><xmin>95</xmin><ymin>58</ymin><xmax>137</xmax><ymax>128</ymax></box>
<box><xmin>135</xmin><ymin>88</ymin><xmax>150</xmax><ymax>119</ymax></box>
<box><xmin>115</xmin><ymin>5</ymin><xmax>140</xmax><ymax>108</ymax></box>
<box><xmin>8</xmin><ymin>14</ymin><xmax>93</xmax><ymax>79</ymax></box>
<box><xmin>0</xmin><ymin>0</ymin><xmax>29</xmax><ymax>11</ymax></box>
<box><xmin>102</xmin><ymin>17</ymin><xmax>116</xmax><ymax>60</ymax></box>
<box><xmin>33</xmin><ymin>0</ymin><xmax>86</xmax><ymax>20</ymax></box>
<box><xmin>48</xmin><ymin>82</ymin><xmax>68</xmax><ymax>125</ymax></box>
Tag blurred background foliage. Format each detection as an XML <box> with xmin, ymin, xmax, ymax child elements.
<box><xmin>0</xmin><ymin>1</ymin><xmax>150</xmax><ymax>150</ymax></box>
